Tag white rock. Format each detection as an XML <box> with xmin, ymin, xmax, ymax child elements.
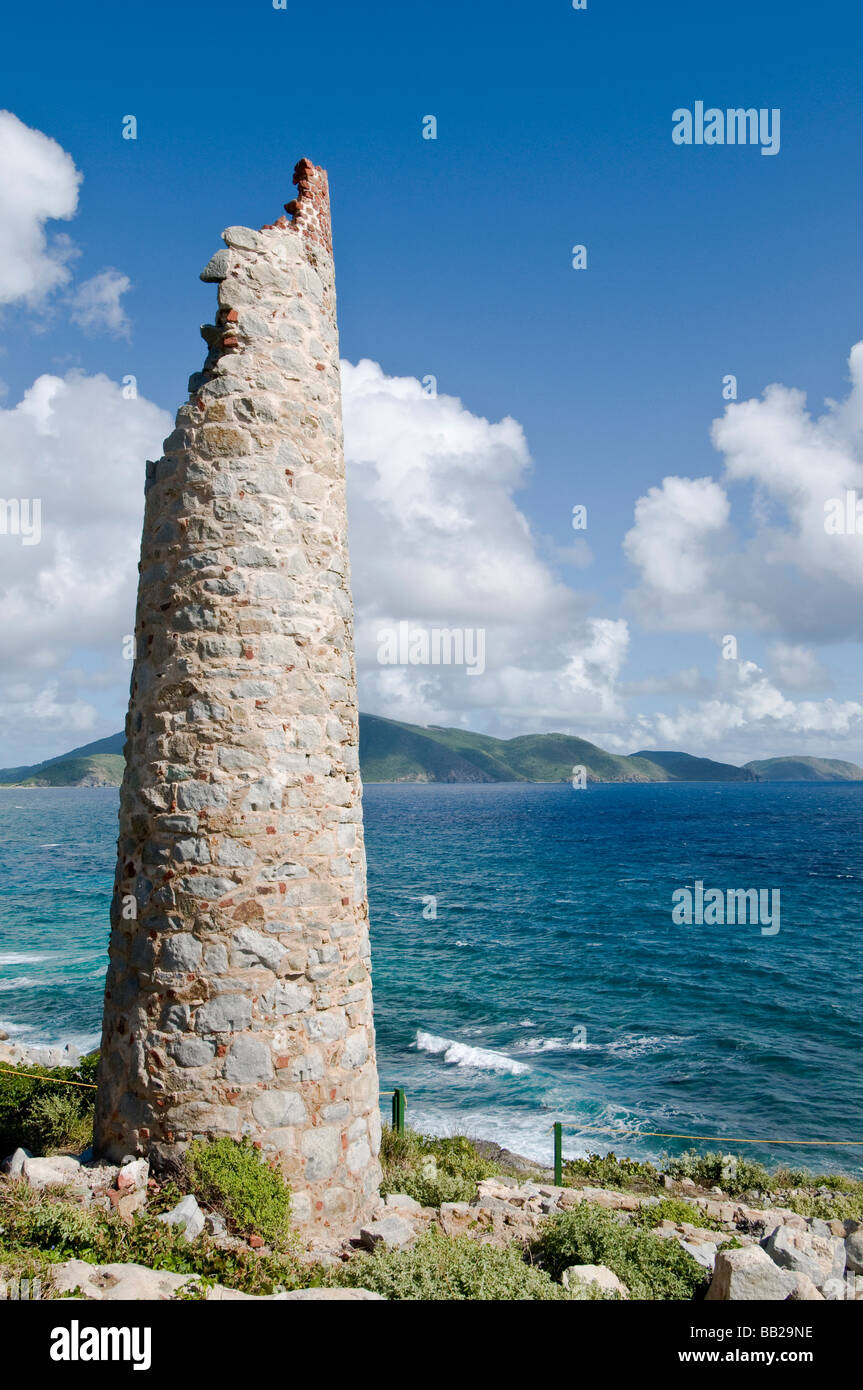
<box><xmin>358</xmin><ymin>1215</ymin><xmax>416</xmax><ymax>1251</ymax></box>
<box><xmin>22</xmin><ymin>1154</ymin><xmax>86</xmax><ymax>1189</ymax></box>
<box><xmin>562</xmin><ymin>1264</ymin><xmax>628</xmax><ymax>1298</ymax></box>
<box><xmin>820</xmin><ymin>1277</ymin><xmax>848</xmax><ymax>1301</ymax></box>
<box><xmin>761</xmin><ymin>1225</ymin><xmax>845</xmax><ymax>1290</ymax></box>
<box><xmin>706</xmin><ymin>1246</ymin><xmax>799</xmax><ymax>1300</ymax></box>
<box><xmin>845</xmin><ymin>1227</ymin><xmax>863</xmax><ymax>1274</ymax></box>
<box><xmin>157</xmin><ymin>1193</ymin><xmax>205</xmax><ymax>1241</ymax></box>
<box><xmin>51</xmin><ymin>1260</ymin><xmax>193</xmax><ymax>1301</ymax></box>
<box><xmin>383</xmin><ymin>1192</ymin><xmax>423</xmax><ymax>1214</ymax></box>
<box><xmin>1</xmin><ymin>1146</ymin><xmax>32</xmax><ymax>1176</ymax></box>
<box><xmin>678</xmin><ymin>1238</ymin><xmax>720</xmax><ymax>1272</ymax></box>
<box><xmin>116</xmin><ymin>1157</ymin><xmax>150</xmax><ymax>1192</ymax></box>
<box><xmin>788</xmin><ymin>1273</ymin><xmax>824</xmax><ymax>1301</ymax></box>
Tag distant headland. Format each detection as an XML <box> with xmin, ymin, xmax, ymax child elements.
<box><xmin>2</xmin><ymin>714</ymin><xmax>862</xmax><ymax>788</ymax></box>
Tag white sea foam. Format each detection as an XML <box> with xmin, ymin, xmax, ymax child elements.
<box><xmin>402</xmin><ymin>1101</ymin><xmax>636</xmax><ymax>1166</ymax></box>
<box><xmin>0</xmin><ymin>953</ymin><xmax>47</xmax><ymax>965</ymax></box>
<box><xmin>515</xmin><ymin>1035</ymin><xmax>590</xmax><ymax>1054</ymax></box>
<box><xmin>605</xmin><ymin>1034</ymin><xmax>687</xmax><ymax>1058</ymax></box>
<box><xmin>512</xmin><ymin>1032</ymin><xmax>686</xmax><ymax>1058</ymax></box>
<box><xmin>415</xmin><ymin>1030</ymin><xmax>530</xmax><ymax>1076</ymax></box>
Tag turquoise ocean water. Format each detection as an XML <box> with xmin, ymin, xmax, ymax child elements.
<box><xmin>1</xmin><ymin>781</ymin><xmax>861</xmax><ymax>1174</ymax></box>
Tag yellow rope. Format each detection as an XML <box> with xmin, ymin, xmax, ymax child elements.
<box><xmin>555</xmin><ymin>1121</ymin><xmax>863</xmax><ymax>1147</ymax></box>
<box><xmin>1</xmin><ymin>1068</ymin><xmax>858</xmax><ymax>1145</ymax></box>
<box><xmin>0</xmin><ymin>1065</ymin><xmax>97</xmax><ymax>1090</ymax></box>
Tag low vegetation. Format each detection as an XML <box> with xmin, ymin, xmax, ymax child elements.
<box><xmin>562</xmin><ymin>1150</ymin><xmax>663</xmax><ymax>1193</ymax></box>
<box><xmin>327</xmin><ymin>1225</ymin><xmax>574</xmax><ymax>1300</ymax></box>
<box><xmin>662</xmin><ymin>1148</ymin><xmax>772</xmax><ymax>1195</ymax></box>
<box><xmin>629</xmin><ymin>1197</ymin><xmax>722</xmax><ymax>1231</ymax></box>
<box><xmin>184</xmin><ymin>1136</ymin><xmax>294</xmax><ymax>1250</ymax></box>
<box><xmin>533</xmin><ymin>1204</ymin><xmax>707</xmax><ymax>1300</ymax></box>
<box><xmin>0</xmin><ymin>1054</ymin><xmax>98</xmax><ymax>1156</ymax></box>
<box><xmin>0</xmin><ymin>1178</ymin><xmax>311</xmax><ymax>1297</ymax></box>
<box><xmin>662</xmin><ymin>1147</ymin><xmax>863</xmax><ymax>1216</ymax></box>
<box><xmin>379</xmin><ymin>1125</ymin><xmax>503</xmax><ymax>1206</ymax></box>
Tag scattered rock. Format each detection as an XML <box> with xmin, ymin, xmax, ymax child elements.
<box><xmin>761</xmin><ymin>1225</ymin><xmax>845</xmax><ymax>1290</ymax></box>
<box><xmin>845</xmin><ymin>1226</ymin><xmax>863</xmax><ymax>1275</ymax></box>
<box><xmin>821</xmin><ymin>1277</ymin><xmax>848</xmax><ymax>1301</ymax></box>
<box><xmin>108</xmin><ymin>1187</ymin><xmax>148</xmax><ymax>1223</ymax></box>
<box><xmin>205</xmin><ymin>1212</ymin><xmax>228</xmax><ymax>1238</ymax></box>
<box><xmin>51</xmin><ymin>1260</ymin><xmax>193</xmax><ymax>1301</ymax></box>
<box><xmin>1</xmin><ymin>1146</ymin><xmax>32</xmax><ymax>1176</ymax></box>
<box><xmin>21</xmin><ymin>1154</ymin><xmax>86</xmax><ymax>1190</ymax></box>
<box><xmin>788</xmin><ymin>1273</ymin><xmax>825</xmax><ymax>1301</ymax></box>
<box><xmin>678</xmin><ymin>1238</ymin><xmax>720</xmax><ymax>1272</ymax></box>
<box><xmin>358</xmin><ymin>1215</ymin><xmax>416</xmax><ymax>1251</ymax></box>
<box><xmin>382</xmin><ymin>1192</ymin><xmax>423</xmax><ymax>1214</ymax></box>
<box><xmin>562</xmin><ymin>1263</ymin><xmax>629</xmax><ymax>1298</ymax></box>
<box><xmin>157</xmin><ymin>1194</ymin><xmax>205</xmax><ymax>1241</ymax></box>
<box><xmin>706</xmin><ymin>1246</ymin><xmax>799</xmax><ymax>1301</ymax></box>
<box><xmin>116</xmin><ymin>1157</ymin><xmax>149</xmax><ymax>1193</ymax></box>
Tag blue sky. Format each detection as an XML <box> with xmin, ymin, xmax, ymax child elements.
<box><xmin>3</xmin><ymin>0</ymin><xmax>863</xmax><ymax>766</ymax></box>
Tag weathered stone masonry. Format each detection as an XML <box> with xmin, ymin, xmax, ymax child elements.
<box><xmin>94</xmin><ymin>159</ymin><xmax>382</xmax><ymax>1226</ymax></box>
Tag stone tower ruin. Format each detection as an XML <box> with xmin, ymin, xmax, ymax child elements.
<box><xmin>94</xmin><ymin>159</ymin><xmax>382</xmax><ymax>1227</ymax></box>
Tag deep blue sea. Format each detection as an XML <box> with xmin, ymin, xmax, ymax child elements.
<box><xmin>1</xmin><ymin>781</ymin><xmax>861</xmax><ymax>1175</ymax></box>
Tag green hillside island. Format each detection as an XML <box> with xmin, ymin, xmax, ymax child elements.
<box><xmin>743</xmin><ymin>755</ymin><xmax>863</xmax><ymax>782</ymax></box>
<box><xmin>5</xmin><ymin>716</ymin><xmax>860</xmax><ymax>786</ymax></box>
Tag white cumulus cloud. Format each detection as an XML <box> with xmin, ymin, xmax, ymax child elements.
<box><xmin>624</xmin><ymin>341</ymin><xmax>863</xmax><ymax>644</ymax></box>
<box><xmin>342</xmin><ymin>359</ymin><xmax>621</xmax><ymax>732</ymax></box>
<box><xmin>0</xmin><ymin>370</ymin><xmax>171</xmax><ymax>759</ymax></box>
<box><xmin>0</xmin><ymin>109</ymin><xmax>82</xmax><ymax>305</ymax></box>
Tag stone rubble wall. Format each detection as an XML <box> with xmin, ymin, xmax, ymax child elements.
<box><xmin>93</xmin><ymin>159</ymin><xmax>382</xmax><ymax>1228</ymax></box>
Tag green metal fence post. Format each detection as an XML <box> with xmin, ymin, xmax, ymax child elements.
<box><xmin>392</xmin><ymin>1087</ymin><xmax>406</xmax><ymax>1134</ymax></box>
<box><xmin>554</xmin><ymin>1121</ymin><xmax>563</xmax><ymax>1186</ymax></box>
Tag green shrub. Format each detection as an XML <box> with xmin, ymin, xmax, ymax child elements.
<box><xmin>562</xmin><ymin>1150</ymin><xmax>662</xmax><ymax>1193</ymax></box>
<box><xmin>533</xmin><ymin>1203</ymin><xmax>706</xmax><ymax>1300</ymax></box>
<box><xmin>0</xmin><ymin>1053</ymin><xmax>98</xmax><ymax>1157</ymax></box>
<box><xmin>629</xmin><ymin>1198</ymin><xmax>721</xmax><ymax>1231</ymax></box>
<box><xmin>663</xmin><ymin>1148</ymin><xmax>771</xmax><ymax>1196</ymax></box>
<box><xmin>782</xmin><ymin>1191</ymin><xmax>863</xmax><ymax>1222</ymax></box>
<box><xmin>0</xmin><ymin>1180</ymin><xmax>312</xmax><ymax>1296</ymax></box>
<box><xmin>27</xmin><ymin>1092</ymin><xmax>93</xmax><ymax>1155</ymax></box>
<box><xmin>379</xmin><ymin>1127</ymin><xmax>501</xmax><ymax>1206</ymax></box>
<box><xmin>185</xmin><ymin>1137</ymin><xmax>293</xmax><ymax>1250</ymax></box>
<box><xmin>329</xmin><ymin>1226</ymin><xmax>571</xmax><ymax>1300</ymax></box>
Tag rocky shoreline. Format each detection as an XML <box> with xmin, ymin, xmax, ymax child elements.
<box><xmin>0</xmin><ymin>1038</ymin><xmax>88</xmax><ymax>1070</ymax></box>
